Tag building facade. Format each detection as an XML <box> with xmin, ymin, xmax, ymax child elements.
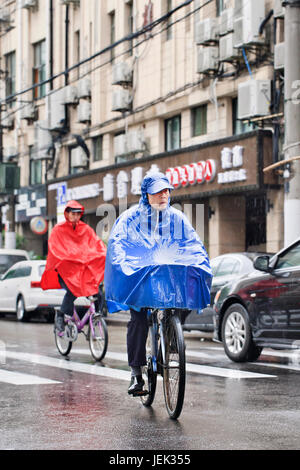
<box><xmin>0</xmin><ymin>0</ymin><xmax>285</xmax><ymax>257</ymax></box>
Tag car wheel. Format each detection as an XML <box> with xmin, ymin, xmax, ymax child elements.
<box><xmin>221</xmin><ymin>303</ymin><xmax>262</xmax><ymax>363</ymax></box>
<box><xmin>16</xmin><ymin>296</ymin><xmax>29</xmax><ymax>322</ymax></box>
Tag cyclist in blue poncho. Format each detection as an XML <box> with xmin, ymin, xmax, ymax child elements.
<box><xmin>104</xmin><ymin>172</ymin><xmax>212</xmax><ymax>395</ymax></box>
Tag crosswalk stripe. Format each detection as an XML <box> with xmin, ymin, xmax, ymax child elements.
<box><xmin>0</xmin><ymin>369</ymin><xmax>61</xmax><ymax>385</ymax></box>
<box><xmin>3</xmin><ymin>349</ymin><xmax>277</xmax><ymax>382</ymax></box>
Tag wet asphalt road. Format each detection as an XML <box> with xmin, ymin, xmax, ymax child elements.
<box><xmin>0</xmin><ymin>314</ymin><xmax>300</xmax><ymax>451</ymax></box>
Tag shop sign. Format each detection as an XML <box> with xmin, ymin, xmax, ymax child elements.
<box><xmin>166</xmin><ymin>160</ymin><xmax>216</xmax><ymax>188</ymax></box>
<box><xmin>15</xmin><ymin>187</ymin><xmax>47</xmax><ymax>222</ymax></box>
<box><xmin>217</xmin><ymin>145</ymin><xmax>247</xmax><ymax>184</ymax></box>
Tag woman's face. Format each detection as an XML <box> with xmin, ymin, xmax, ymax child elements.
<box><xmin>67</xmin><ymin>212</ymin><xmax>81</xmax><ymax>224</ymax></box>
<box><xmin>147</xmin><ymin>188</ymin><xmax>170</xmax><ymax>211</ymax></box>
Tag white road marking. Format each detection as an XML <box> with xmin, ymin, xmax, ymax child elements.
<box><xmin>0</xmin><ymin>369</ymin><xmax>61</xmax><ymax>385</ymax></box>
<box><xmin>72</xmin><ymin>349</ymin><xmax>276</xmax><ymax>379</ymax></box>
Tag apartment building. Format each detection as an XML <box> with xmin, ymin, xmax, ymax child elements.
<box><xmin>0</xmin><ymin>0</ymin><xmax>285</xmax><ymax>257</ymax></box>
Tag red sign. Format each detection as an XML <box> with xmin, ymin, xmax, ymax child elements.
<box><xmin>166</xmin><ymin>159</ymin><xmax>216</xmax><ymax>188</ymax></box>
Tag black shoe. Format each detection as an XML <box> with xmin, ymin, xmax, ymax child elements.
<box><xmin>128</xmin><ymin>375</ymin><xmax>146</xmax><ymax>396</ymax></box>
<box><xmin>55</xmin><ymin>313</ymin><xmax>65</xmax><ymax>333</ymax></box>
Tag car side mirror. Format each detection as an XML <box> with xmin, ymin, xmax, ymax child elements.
<box><xmin>254</xmin><ymin>255</ymin><xmax>271</xmax><ymax>272</ymax></box>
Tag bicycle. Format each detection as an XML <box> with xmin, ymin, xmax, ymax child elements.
<box><xmin>54</xmin><ymin>296</ymin><xmax>108</xmax><ymax>361</ymax></box>
<box><xmin>140</xmin><ymin>308</ymin><xmax>186</xmax><ymax>420</ymax></box>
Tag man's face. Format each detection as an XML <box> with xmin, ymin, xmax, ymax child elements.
<box><xmin>67</xmin><ymin>212</ymin><xmax>81</xmax><ymax>223</ymax></box>
<box><xmin>147</xmin><ymin>188</ymin><xmax>170</xmax><ymax>211</ymax></box>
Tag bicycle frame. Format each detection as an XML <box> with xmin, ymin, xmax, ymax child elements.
<box><xmin>65</xmin><ymin>301</ymin><xmax>97</xmax><ymax>337</ymax></box>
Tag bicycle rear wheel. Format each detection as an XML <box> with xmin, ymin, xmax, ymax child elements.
<box><xmin>141</xmin><ymin>325</ymin><xmax>157</xmax><ymax>407</ymax></box>
<box><xmin>89</xmin><ymin>314</ymin><xmax>108</xmax><ymax>361</ymax></box>
<box><xmin>162</xmin><ymin>313</ymin><xmax>186</xmax><ymax>419</ymax></box>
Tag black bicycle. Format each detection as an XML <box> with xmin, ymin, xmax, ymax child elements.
<box><xmin>140</xmin><ymin>308</ymin><xmax>186</xmax><ymax>420</ymax></box>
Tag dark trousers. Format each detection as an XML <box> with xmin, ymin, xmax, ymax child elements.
<box><xmin>58</xmin><ymin>275</ymin><xmax>103</xmax><ymax>317</ymax></box>
<box><xmin>127</xmin><ymin>308</ymin><xmax>149</xmax><ymax>367</ymax></box>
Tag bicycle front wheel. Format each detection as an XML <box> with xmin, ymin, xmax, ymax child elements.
<box><xmin>54</xmin><ymin>326</ymin><xmax>72</xmax><ymax>357</ymax></box>
<box><xmin>141</xmin><ymin>325</ymin><xmax>157</xmax><ymax>407</ymax></box>
<box><xmin>162</xmin><ymin>313</ymin><xmax>186</xmax><ymax>419</ymax></box>
<box><xmin>89</xmin><ymin>314</ymin><xmax>108</xmax><ymax>361</ymax></box>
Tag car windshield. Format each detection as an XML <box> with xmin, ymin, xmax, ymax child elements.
<box><xmin>0</xmin><ymin>255</ymin><xmax>27</xmax><ymax>274</ymax></box>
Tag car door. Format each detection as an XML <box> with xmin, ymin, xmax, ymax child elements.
<box><xmin>0</xmin><ymin>267</ymin><xmax>20</xmax><ymax>310</ymax></box>
<box><xmin>270</xmin><ymin>241</ymin><xmax>300</xmax><ymax>343</ymax></box>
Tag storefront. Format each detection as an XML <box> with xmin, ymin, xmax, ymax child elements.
<box><xmin>46</xmin><ymin>130</ymin><xmax>282</xmax><ymax>256</ymax></box>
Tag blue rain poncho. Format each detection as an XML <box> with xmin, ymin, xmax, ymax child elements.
<box><xmin>104</xmin><ymin>173</ymin><xmax>212</xmax><ymax>313</ymax></box>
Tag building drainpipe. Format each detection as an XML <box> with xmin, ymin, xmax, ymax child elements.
<box><xmin>283</xmin><ymin>0</ymin><xmax>300</xmax><ymax>246</ymax></box>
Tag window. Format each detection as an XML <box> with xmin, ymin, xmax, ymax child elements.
<box><xmin>216</xmin><ymin>0</ymin><xmax>225</xmax><ymax>16</ymax></box>
<box><xmin>232</xmin><ymin>97</ymin><xmax>254</xmax><ymax>135</ymax></box>
<box><xmin>192</xmin><ymin>105</ymin><xmax>207</xmax><ymax>137</ymax></box>
<box><xmin>29</xmin><ymin>146</ymin><xmax>42</xmax><ymax>185</ymax></box>
<box><xmin>276</xmin><ymin>242</ymin><xmax>300</xmax><ymax>269</ymax></box>
<box><xmin>165</xmin><ymin>115</ymin><xmax>181</xmax><ymax>151</ymax></box>
<box><xmin>126</xmin><ymin>1</ymin><xmax>134</xmax><ymax>56</ymax></box>
<box><xmin>93</xmin><ymin>135</ymin><xmax>103</xmax><ymax>162</ymax></box>
<box><xmin>33</xmin><ymin>40</ymin><xmax>46</xmax><ymax>99</ymax></box>
<box><xmin>5</xmin><ymin>51</ymin><xmax>16</xmax><ymax>107</ymax></box>
<box><xmin>110</xmin><ymin>11</ymin><xmax>115</xmax><ymax>63</ymax></box>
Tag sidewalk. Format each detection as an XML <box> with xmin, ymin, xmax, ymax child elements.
<box><xmin>105</xmin><ymin>311</ymin><xmax>129</xmax><ymax>326</ymax></box>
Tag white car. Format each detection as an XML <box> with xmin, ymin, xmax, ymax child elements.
<box><xmin>0</xmin><ymin>260</ymin><xmax>89</xmax><ymax>322</ymax></box>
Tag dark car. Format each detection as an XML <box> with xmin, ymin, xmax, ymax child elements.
<box><xmin>182</xmin><ymin>252</ymin><xmax>272</xmax><ymax>333</ymax></box>
<box><xmin>213</xmin><ymin>238</ymin><xmax>300</xmax><ymax>362</ymax></box>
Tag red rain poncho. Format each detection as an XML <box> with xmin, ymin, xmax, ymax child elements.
<box><xmin>41</xmin><ymin>200</ymin><xmax>106</xmax><ymax>297</ymax></box>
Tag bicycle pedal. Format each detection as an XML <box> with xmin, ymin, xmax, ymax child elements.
<box><xmin>132</xmin><ymin>389</ymin><xmax>149</xmax><ymax>397</ymax></box>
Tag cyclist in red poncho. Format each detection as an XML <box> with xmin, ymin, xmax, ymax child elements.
<box><xmin>41</xmin><ymin>200</ymin><xmax>107</xmax><ymax>332</ymax></box>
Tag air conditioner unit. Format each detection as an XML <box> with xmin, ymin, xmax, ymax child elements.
<box><xmin>3</xmin><ymin>147</ymin><xmax>18</xmax><ymax>162</ymax></box>
<box><xmin>197</xmin><ymin>47</ymin><xmax>219</xmax><ymax>74</ymax></box>
<box><xmin>274</xmin><ymin>42</ymin><xmax>285</xmax><ymax>70</ymax></box>
<box><xmin>1</xmin><ymin>111</ymin><xmax>14</xmax><ymax>129</ymax></box>
<box><xmin>274</xmin><ymin>0</ymin><xmax>285</xmax><ymax>18</ymax></box>
<box><xmin>127</xmin><ymin>130</ymin><xmax>145</xmax><ymax>154</ymax></box>
<box><xmin>112</xmin><ymin>62</ymin><xmax>133</xmax><ymax>85</ymax></box>
<box><xmin>61</xmin><ymin>0</ymin><xmax>80</xmax><ymax>6</ymax></box>
<box><xmin>195</xmin><ymin>18</ymin><xmax>219</xmax><ymax>45</ymax></box>
<box><xmin>33</xmin><ymin>121</ymin><xmax>52</xmax><ymax>160</ymax></box>
<box><xmin>238</xmin><ymin>80</ymin><xmax>271</xmax><ymax>119</ymax></box>
<box><xmin>64</xmin><ymin>85</ymin><xmax>78</xmax><ymax>105</ymax></box>
<box><xmin>77</xmin><ymin>100</ymin><xmax>91</xmax><ymax>123</ymax></box>
<box><xmin>233</xmin><ymin>0</ymin><xmax>265</xmax><ymax>48</ymax></box>
<box><xmin>114</xmin><ymin>134</ymin><xmax>128</xmax><ymax>157</ymax></box>
<box><xmin>219</xmin><ymin>34</ymin><xmax>240</xmax><ymax>62</ymax></box>
<box><xmin>219</xmin><ymin>8</ymin><xmax>234</xmax><ymax>36</ymax></box>
<box><xmin>22</xmin><ymin>0</ymin><xmax>38</xmax><ymax>9</ymax></box>
<box><xmin>0</xmin><ymin>9</ymin><xmax>10</xmax><ymax>23</ymax></box>
<box><xmin>77</xmin><ymin>78</ymin><xmax>91</xmax><ymax>99</ymax></box>
<box><xmin>71</xmin><ymin>148</ymin><xmax>87</xmax><ymax>168</ymax></box>
<box><xmin>112</xmin><ymin>89</ymin><xmax>132</xmax><ymax>112</ymax></box>
<box><xmin>20</xmin><ymin>103</ymin><xmax>36</xmax><ymax>120</ymax></box>
<box><xmin>49</xmin><ymin>88</ymin><xmax>66</xmax><ymax>130</ymax></box>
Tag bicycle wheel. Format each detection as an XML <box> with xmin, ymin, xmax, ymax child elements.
<box><xmin>54</xmin><ymin>328</ymin><xmax>72</xmax><ymax>358</ymax></box>
<box><xmin>162</xmin><ymin>313</ymin><xmax>186</xmax><ymax>419</ymax></box>
<box><xmin>140</xmin><ymin>325</ymin><xmax>157</xmax><ymax>407</ymax></box>
<box><xmin>89</xmin><ymin>314</ymin><xmax>108</xmax><ymax>361</ymax></box>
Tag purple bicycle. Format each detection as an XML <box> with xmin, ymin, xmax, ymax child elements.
<box><xmin>54</xmin><ymin>296</ymin><xmax>108</xmax><ymax>361</ymax></box>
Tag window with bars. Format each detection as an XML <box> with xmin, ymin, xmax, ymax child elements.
<box><xmin>33</xmin><ymin>40</ymin><xmax>46</xmax><ymax>99</ymax></box>
<box><xmin>29</xmin><ymin>147</ymin><xmax>42</xmax><ymax>185</ymax></box>
<box><xmin>232</xmin><ymin>97</ymin><xmax>254</xmax><ymax>135</ymax></box>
